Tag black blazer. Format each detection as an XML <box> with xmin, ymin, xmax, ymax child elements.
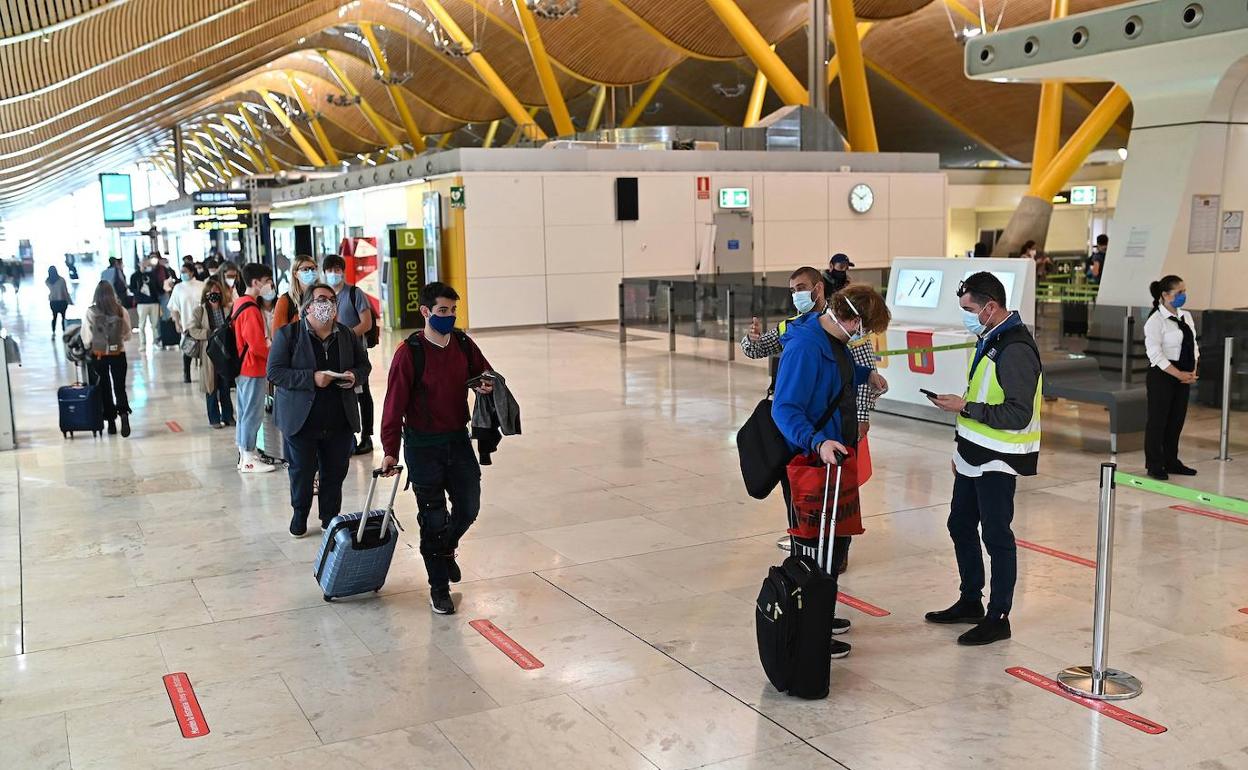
<box><xmin>267</xmin><ymin>321</ymin><xmax>371</xmax><ymax>437</ymax></box>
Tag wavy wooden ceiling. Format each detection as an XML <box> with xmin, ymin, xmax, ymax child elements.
<box><xmin>0</xmin><ymin>0</ymin><xmax>1134</xmax><ymax>212</ymax></box>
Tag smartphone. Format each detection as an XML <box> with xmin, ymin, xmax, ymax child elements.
<box><xmin>920</xmin><ymin>388</ymin><xmax>938</xmax><ymax>399</ymax></box>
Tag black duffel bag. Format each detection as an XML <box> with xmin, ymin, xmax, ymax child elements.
<box><xmin>736</xmin><ymin>389</ymin><xmax>842</xmax><ymax>500</ymax></box>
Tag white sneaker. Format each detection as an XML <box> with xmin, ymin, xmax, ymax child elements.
<box><xmin>238</xmin><ymin>451</ymin><xmax>276</xmax><ymax>474</ymax></box>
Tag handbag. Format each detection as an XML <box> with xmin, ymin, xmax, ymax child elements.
<box><xmin>180</xmin><ymin>332</ymin><xmax>202</xmax><ymax>359</ymax></box>
<box><xmin>736</xmin><ymin>383</ymin><xmax>845</xmax><ymax>500</ymax></box>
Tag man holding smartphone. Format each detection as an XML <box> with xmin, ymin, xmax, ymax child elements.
<box><xmin>924</xmin><ymin>272</ymin><xmax>1043</xmax><ymax>646</ymax></box>
<box><xmin>380</xmin><ymin>282</ymin><xmax>494</xmax><ymax>615</ymax></box>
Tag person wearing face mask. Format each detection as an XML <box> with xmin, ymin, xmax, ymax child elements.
<box><xmin>188</xmin><ymin>278</ymin><xmax>236</xmax><ymax>428</ymax></box>
<box><xmin>273</xmin><ymin>256</ymin><xmax>319</xmax><ymax>335</ymax></box>
<box><xmin>771</xmin><ymin>283</ymin><xmax>892</xmax><ymax>659</ymax></box>
<box><xmin>822</xmin><ymin>253</ymin><xmax>853</xmax><ymax>296</ymax></box>
<box><xmin>1143</xmin><ymin>275</ymin><xmax>1199</xmax><ymax>480</ymax></box>
<box><xmin>129</xmin><ymin>256</ymin><xmax>162</xmax><ymax>348</ymax></box>
<box><xmin>323</xmin><ymin>255</ymin><xmax>378</xmax><ymax>456</ymax></box>
<box><xmin>268</xmin><ymin>283</ymin><xmax>372</xmax><ymax>537</ymax></box>
<box><xmin>232</xmin><ymin>263</ymin><xmax>278</xmax><ymax>474</ymax></box>
<box><xmin>380</xmin><ymin>282</ymin><xmax>494</xmax><ymax>615</ymax></box>
<box><xmin>219</xmin><ymin>261</ymin><xmax>242</xmax><ymax>304</ymax></box>
<box><xmin>924</xmin><ymin>272</ymin><xmax>1043</xmax><ymax>647</ymax></box>
<box><xmin>168</xmin><ymin>262</ymin><xmax>205</xmax><ymax>383</ymax></box>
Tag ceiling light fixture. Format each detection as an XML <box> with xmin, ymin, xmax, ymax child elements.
<box><xmin>712</xmin><ymin>83</ymin><xmax>748</xmax><ymax>99</ymax></box>
<box><xmin>525</xmin><ymin>0</ymin><xmax>579</xmax><ymax>20</ymax></box>
<box><xmin>326</xmin><ymin>93</ymin><xmax>362</xmax><ymax>107</ymax></box>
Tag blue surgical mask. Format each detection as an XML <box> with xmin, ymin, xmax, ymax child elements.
<box><xmin>261</xmin><ymin>289</ymin><xmax>277</xmax><ymax>302</ymax></box>
<box><xmin>1171</xmin><ymin>292</ymin><xmax>1187</xmax><ymax>309</ymax></box>
<box><xmin>297</xmin><ymin>269</ymin><xmax>318</xmax><ymax>286</ymax></box>
<box><xmin>427</xmin><ymin>314</ymin><xmax>456</xmax><ymax>335</ymax></box>
<box><xmin>792</xmin><ymin>290</ymin><xmax>815</xmax><ymax>314</ymax></box>
<box><xmin>325</xmin><ymin>272</ymin><xmax>344</xmax><ymax>287</ymax></box>
<box><xmin>962</xmin><ymin>308</ymin><xmax>987</xmax><ymax>337</ymax></box>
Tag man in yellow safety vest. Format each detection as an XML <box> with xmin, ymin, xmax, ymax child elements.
<box><xmin>923</xmin><ymin>271</ymin><xmax>1043</xmax><ymax>646</ymax></box>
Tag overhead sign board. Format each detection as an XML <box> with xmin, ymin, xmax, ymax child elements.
<box><xmin>193</xmin><ymin>190</ymin><xmax>249</xmax><ymax>204</ymax></box>
<box><xmin>719</xmin><ymin>187</ymin><xmax>750</xmax><ymax>209</ymax></box>
<box><xmin>1069</xmin><ymin>185</ymin><xmax>1097</xmax><ymax>206</ymax></box>
<box><xmin>100</xmin><ymin>173</ymin><xmax>134</xmax><ymax>226</ymax></box>
<box><xmin>194</xmin><ymin>220</ymin><xmax>247</xmax><ymax>231</ymax></box>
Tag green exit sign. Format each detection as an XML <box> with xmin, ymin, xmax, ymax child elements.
<box><xmin>719</xmin><ymin>187</ymin><xmax>750</xmax><ymax>209</ymax></box>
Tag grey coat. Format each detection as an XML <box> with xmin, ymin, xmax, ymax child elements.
<box><xmin>266</xmin><ymin>320</ymin><xmax>371</xmax><ymax>437</ymax></box>
<box><xmin>471</xmin><ymin>370</ymin><xmax>520</xmax><ymax>436</ymax></box>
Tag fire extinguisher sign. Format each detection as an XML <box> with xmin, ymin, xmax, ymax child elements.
<box><xmin>696</xmin><ymin>177</ymin><xmax>710</xmax><ymax>200</ymax></box>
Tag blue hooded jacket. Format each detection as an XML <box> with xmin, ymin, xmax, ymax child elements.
<box><xmin>772</xmin><ymin>312</ymin><xmax>871</xmax><ymax>454</ymax></box>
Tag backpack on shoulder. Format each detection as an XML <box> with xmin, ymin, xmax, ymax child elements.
<box><xmin>350</xmin><ymin>286</ymin><xmax>381</xmax><ymax>348</ymax></box>
<box><xmin>206</xmin><ymin>303</ymin><xmax>257</xmax><ymax>380</ymax></box>
<box><xmin>88</xmin><ymin>307</ymin><xmax>124</xmax><ymax>356</ymax></box>
<box><xmin>404</xmin><ymin>328</ymin><xmax>473</xmax><ymax>382</ymax></box>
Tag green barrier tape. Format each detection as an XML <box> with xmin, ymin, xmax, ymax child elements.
<box><xmin>1114</xmin><ymin>472</ymin><xmax>1248</xmax><ymax>516</ymax></box>
<box><xmin>874</xmin><ymin>341</ymin><xmax>977</xmax><ymax>358</ymax></box>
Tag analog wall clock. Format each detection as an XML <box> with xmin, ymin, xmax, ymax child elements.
<box><xmin>849</xmin><ymin>183</ymin><xmax>874</xmax><ymax>214</ymax></box>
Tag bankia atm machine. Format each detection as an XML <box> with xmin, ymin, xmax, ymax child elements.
<box><xmin>872</xmin><ymin>257</ymin><xmax>1035</xmax><ymax>424</ymax></box>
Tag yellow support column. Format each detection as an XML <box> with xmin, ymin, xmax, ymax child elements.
<box><xmin>512</xmin><ymin>0</ymin><xmax>574</xmax><ymax>136</ymax></box>
<box><xmin>285</xmin><ymin>71</ymin><xmax>341</xmax><ymax>166</ymax></box>
<box><xmin>318</xmin><ymin>50</ymin><xmax>407</xmax><ymax>157</ymax></box>
<box><xmin>204</xmin><ymin>129</ymin><xmax>251</xmax><ymax>176</ymax></box>
<box><xmin>238</xmin><ymin>106</ymin><xmax>281</xmax><ymax>172</ymax></box>
<box><xmin>621</xmin><ymin>69</ymin><xmax>670</xmax><ymax>128</ymax></box>
<box><xmin>259</xmin><ymin>89</ymin><xmax>327</xmax><ymax>167</ymax></box>
<box><xmin>482</xmin><ymin>119</ymin><xmax>501</xmax><ymax>148</ymax></box>
<box><xmin>586</xmin><ymin>86</ymin><xmax>607</xmax><ymax>131</ymax></box>
<box><xmin>829</xmin><ymin>0</ymin><xmax>878</xmax><ymax>152</ymax></box>
<box><xmin>743</xmin><ymin>44</ymin><xmax>775</xmax><ymax>128</ymax></box>
<box><xmin>703</xmin><ymin>0</ymin><xmax>807</xmax><ymax>106</ymax></box>
<box><xmin>217</xmin><ymin>120</ymin><xmax>267</xmax><ymax>174</ymax></box>
<box><xmin>828</xmin><ymin>23</ymin><xmax>874</xmax><ymax>85</ymax></box>
<box><xmin>1031</xmin><ymin>85</ymin><xmax>1130</xmax><ymax>200</ymax></box>
<box><xmin>190</xmin><ymin>134</ymin><xmax>232</xmax><ymax>181</ymax></box>
<box><xmin>1029</xmin><ymin>0</ymin><xmax>1070</xmax><ymax>189</ymax></box>
<box><xmin>359</xmin><ymin>23</ymin><xmax>428</xmax><ymax>154</ymax></box>
<box><xmin>438</xmin><ymin>132</ymin><xmax>455</xmax><ymax>149</ymax></box>
<box><xmin>423</xmin><ymin>0</ymin><xmax>548</xmax><ymax>140</ymax></box>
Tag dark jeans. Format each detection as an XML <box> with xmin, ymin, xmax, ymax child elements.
<box><xmin>88</xmin><ymin>354</ymin><xmax>130</xmax><ymax>421</ymax></box>
<box><xmin>50</xmin><ymin>301</ymin><xmax>68</xmax><ymax>332</ymax></box>
<box><xmin>948</xmin><ymin>471</ymin><xmax>1017</xmax><ymax>619</ymax></box>
<box><xmin>1145</xmin><ymin>366</ymin><xmax>1191</xmax><ymax>473</ymax></box>
<box><xmin>404</xmin><ymin>435</ymin><xmax>481</xmax><ymax>591</ymax></box>
<box><xmin>205</xmin><ymin>374</ymin><xmax>235</xmax><ymax>425</ymax></box>
<box><xmin>358</xmin><ymin>378</ymin><xmax>373</xmax><ymax>438</ymax></box>
<box><xmin>182</xmin><ymin>353</ymin><xmax>193</xmax><ymax>382</ymax></box>
<box><xmin>285</xmin><ymin>428</ymin><xmax>355</xmax><ymax>527</ymax></box>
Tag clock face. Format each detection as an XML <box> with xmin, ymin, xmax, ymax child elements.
<box><xmin>849</xmin><ymin>183</ymin><xmax>874</xmax><ymax>214</ymax></box>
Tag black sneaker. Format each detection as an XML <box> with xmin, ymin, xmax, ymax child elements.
<box><xmin>1167</xmin><ymin>463</ymin><xmax>1198</xmax><ymax>476</ymax></box>
<box><xmin>958</xmin><ymin>617</ymin><xmax>1011</xmax><ymax>646</ymax></box>
<box><xmin>446</xmin><ymin>553</ymin><xmax>462</xmax><ymax>584</ymax></box>
<box><xmin>352</xmin><ymin>437</ymin><xmax>374</xmax><ymax>456</ymax></box>
<box><xmin>119</xmin><ymin>413</ymin><xmax>131</xmax><ymax>438</ymax></box>
<box><xmin>925</xmin><ymin>598</ymin><xmax>986</xmax><ymax>625</ymax></box>
<box><xmin>289</xmin><ymin>514</ymin><xmax>308</xmax><ymax>539</ymax></box>
<box><xmin>1147</xmin><ymin>468</ymin><xmax>1169</xmax><ymax>480</ymax></box>
<box><xmin>831</xmin><ymin>618</ymin><xmax>851</xmax><ymax>635</ymax></box>
<box><xmin>430</xmin><ymin>590</ymin><xmax>456</xmax><ymax>615</ymax></box>
<box><xmin>830</xmin><ymin>639</ymin><xmax>851</xmax><ymax>659</ymax></box>
<box><xmin>107</xmin><ymin>419</ymin><xmax>117</xmax><ymax>435</ymax></box>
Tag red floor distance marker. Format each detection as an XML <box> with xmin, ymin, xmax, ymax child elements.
<box><xmin>469</xmin><ymin>619</ymin><xmax>544</xmax><ymax>670</ymax></box>
<box><xmin>1171</xmin><ymin>504</ymin><xmax>1248</xmax><ymax>527</ymax></box>
<box><xmin>1239</xmin><ymin>608</ymin><xmax>1248</xmax><ymax>615</ymax></box>
<box><xmin>1016</xmin><ymin>539</ymin><xmax>1097</xmax><ymax>569</ymax></box>
<box><xmin>162</xmin><ymin>673</ymin><xmax>210</xmax><ymax>739</ymax></box>
<box><xmin>165</xmin><ymin>420</ymin><xmax>184</xmax><ymax>433</ymax></box>
<box><xmin>1006</xmin><ymin>667</ymin><xmax>1167</xmax><ymax>735</ymax></box>
<box><xmin>836</xmin><ymin>592</ymin><xmax>890</xmax><ymax>617</ymax></box>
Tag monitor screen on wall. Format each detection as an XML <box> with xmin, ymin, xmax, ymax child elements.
<box><xmin>893</xmin><ymin>269</ymin><xmax>943</xmax><ymax>309</ymax></box>
<box><xmin>99</xmin><ymin>173</ymin><xmax>134</xmax><ymax>226</ymax></box>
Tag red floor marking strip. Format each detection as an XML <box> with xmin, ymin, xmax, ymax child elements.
<box><xmin>1016</xmin><ymin>539</ymin><xmax>1097</xmax><ymax>568</ymax></box>
<box><xmin>1171</xmin><ymin>504</ymin><xmax>1248</xmax><ymax>527</ymax></box>
<box><xmin>162</xmin><ymin>673</ymin><xmax>210</xmax><ymax>739</ymax></box>
<box><xmin>1240</xmin><ymin>608</ymin><xmax>1248</xmax><ymax>615</ymax></box>
<box><xmin>165</xmin><ymin>420</ymin><xmax>184</xmax><ymax>433</ymax></box>
<box><xmin>837</xmin><ymin>592</ymin><xmax>890</xmax><ymax>617</ymax></box>
<box><xmin>469</xmin><ymin>619</ymin><xmax>544</xmax><ymax>670</ymax></box>
<box><xmin>1006</xmin><ymin>667</ymin><xmax>1167</xmax><ymax>735</ymax></box>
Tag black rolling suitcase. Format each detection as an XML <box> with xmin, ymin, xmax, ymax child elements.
<box><xmin>159</xmin><ymin>317</ymin><xmax>180</xmax><ymax>348</ymax></box>
<box><xmin>59</xmin><ymin>363</ymin><xmax>103</xmax><ymax>438</ymax></box>
<box><xmin>755</xmin><ymin>458</ymin><xmax>843</xmax><ymax>700</ymax></box>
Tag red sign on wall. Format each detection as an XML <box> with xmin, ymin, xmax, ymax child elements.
<box><xmin>696</xmin><ymin>176</ymin><xmax>710</xmax><ymax>200</ymax></box>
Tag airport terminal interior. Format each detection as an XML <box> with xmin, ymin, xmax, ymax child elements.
<box><xmin>2</xmin><ymin>1</ymin><xmax>1248</xmax><ymax>768</ymax></box>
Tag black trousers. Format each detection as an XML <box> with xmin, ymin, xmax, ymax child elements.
<box><xmin>357</xmin><ymin>378</ymin><xmax>374</xmax><ymax>438</ymax></box>
<box><xmin>284</xmin><ymin>428</ymin><xmax>354</xmax><ymax>527</ymax></box>
<box><xmin>50</xmin><ymin>301</ymin><xmax>68</xmax><ymax>332</ymax></box>
<box><xmin>1145</xmin><ymin>366</ymin><xmax>1191</xmax><ymax>472</ymax></box>
<box><xmin>88</xmin><ymin>354</ymin><xmax>130</xmax><ymax>420</ymax></box>
<box><xmin>404</xmin><ymin>436</ymin><xmax>481</xmax><ymax>591</ymax></box>
<box><xmin>948</xmin><ymin>471</ymin><xmax>1017</xmax><ymax>618</ymax></box>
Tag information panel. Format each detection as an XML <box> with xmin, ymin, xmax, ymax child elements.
<box><xmin>99</xmin><ymin>173</ymin><xmax>134</xmax><ymax>226</ymax></box>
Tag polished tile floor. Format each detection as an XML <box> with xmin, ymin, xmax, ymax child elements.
<box><xmin>2</xmin><ymin>273</ymin><xmax>1248</xmax><ymax>769</ymax></box>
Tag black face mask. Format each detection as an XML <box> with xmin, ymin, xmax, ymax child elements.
<box><xmin>827</xmin><ymin>270</ymin><xmax>849</xmax><ymax>291</ymax></box>
<box><xmin>206</xmin><ymin>293</ymin><xmax>222</xmax><ymax>304</ymax></box>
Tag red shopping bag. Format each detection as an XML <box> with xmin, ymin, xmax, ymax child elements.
<box><xmin>857</xmin><ymin>436</ymin><xmax>872</xmax><ymax>485</ymax></box>
<box><xmin>785</xmin><ymin>451</ymin><xmax>865</xmax><ymax>540</ymax></box>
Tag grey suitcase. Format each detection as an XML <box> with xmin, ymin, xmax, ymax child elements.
<box><xmin>314</xmin><ymin>467</ymin><xmax>404</xmax><ymax>602</ymax></box>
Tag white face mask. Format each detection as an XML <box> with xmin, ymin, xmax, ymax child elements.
<box><xmin>827</xmin><ymin>309</ymin><xmax>864</xmax><ymax>342</ymax></box>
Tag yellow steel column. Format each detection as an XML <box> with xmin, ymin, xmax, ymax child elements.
<box><xmin>217</xmin><ymin>120</ymin><xmax>266</xmax><ymax>174</ymax></box>
<box><xmin>259</xmin><ymin>89</ymin><xmax>327</xmax><ymax>167</ymax></box>
<box><xmin>204</xmin><ymin>129</ymin><xmax>251</xmax><ymax>176</ymax></box>
<box><xmin>438</xmin><ymin>132</ymin><xmax>455</xmax><ymax>149</ymax></box>
<box><xmin>743</xmin><ymin>45</ymin><xmax>774</xmax><ymax>127</ymax></box>
<box><xmin>318</xmin><ymin>50</ymin><xmax>407</xmax><ymax>157</ymax></box>
<box><xmin>238</xmin><ymin>106</ymin><xmax>281</xmax><ymax>172</ymax></box>
<box><xmin>358</xmin><ymin>23</ymin><xmax>428</xmax><ymax>154</ymax></box>
<box><xmin>423</xmin><ymin>0</ymin><xmax>548</xmax><ymax>140</ymax></box>
<box><xmin>512</xmin><ymin>0</ymin><xmax>574</xmax><ymax>136</ymax></box>
<box><xmin>703</xmin><ymin>0</ymin><xmax>807</xmax><ymax>105</ymax></box>
<box><xmin>1031</xmin><ymin>84</ymin><xmax>1130</xmax><ymax>200</ymax></box>
<box><xmin>829</xmin><ymin>0</ymin><xmax>878</xmax><ymax>152</ymax></box>
<box><xmin>1029</xmin><ymin>0</ymin><xmax>1070</xmax><ymax>189</ymax></box>
<box><xmin>285</xmin><ymin>71</ymin><xmax>341</xmax><ymax>166</ymax></box>
<box><xmin>621</xmin><ymin>69</ymin><xmax>671</xmax><ymax>128</ymax></box>
<box><xmin>828</xmin><ymin>23</ymin><xmax>873</xmax><ymax>85</ymax></box>
<box><xmin>586</xmin><ymin>85</ymin><xmax>607</xmax><ymax>131</ymax></box>
<box><xmin>190</xmin><ymin>134</ymin><xmax>232</xmax><ymax>181</ymax></box>
<box><xmin>482</xmin><ymin>119</ymin><xmax>501</xmax><ymax>147</ymax></box>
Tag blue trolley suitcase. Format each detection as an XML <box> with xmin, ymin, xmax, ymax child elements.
<box><xmin>314</xmin><ymin>467</ymin><xmax>404</xmax><ymax>601</ymax></box>
<box><xmin>59</xmin><ymin>365</ymin><xmax>104</xmax><ymax>438</ymax></box>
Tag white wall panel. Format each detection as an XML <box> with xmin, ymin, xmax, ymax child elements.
<box><xmin>638</xmin><ymin>175</ymin><xmax>696</xmax><ymax>223</ymax></box>
<box><xmin>465</xmin><ymin>224</ymin><xmax>545</xmax><ymax>279</ymax></box>
<box><xmin>830</xmin><ymin>219</ymin><xmax>890</xmax><ymax>266</ymax></box>
<box><xmin>542</xmin><ymin>175</ymin><xmax>615</xmax><ymax>226</ymax></box>
<box><xmin>468</xmin><ymin>276</ymin><xmax>548</xmax><ymax>328</ymax></box>
<box><xmin>546</xmin><ymin>273</ymin><xmax>620</xmax><ymax>324</ymax></box>
<box><xmin>889</xmin><ymin>174</ymin><xmax>945</xmax><ymax>219</ymax></box>
<box><xmin>829</xmin><ymin>174</ymin><xmax>891</xmax><ymax>220</ymax></box>
<box><xmin>763</xmin><ymin>175</ymin><xmax>828</xmax><ymax>221</ymax></box>
<box><xmin>464</xmin><ymin>175</ymin><xmax>543</xmax><ymax>228</ymax></box>
<box><xmin>544</xmin><ymin>224</ymin><xmax>622</xmax><ymax>275</ymax></box>
<box><xmin>888</xmin><ymin>217</ymin><xmax>945</xmax><ymax>260</ymax></box>
<box><xmin>766</xmin><ymin>220</ymin><xmax>828</xmax><ymax>269</ymax></box>
<box><xmin>622</xmin><ymin>221</ymin><xmax>697</xmax><ymax>276</ymax></box>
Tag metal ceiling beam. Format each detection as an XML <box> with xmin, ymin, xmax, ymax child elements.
<box><xmin>621</xmin><ymin>69</ymin><xmax>671</xmax><ymax>128</ymax></box>
<box><xmin>481</xmin><ymin>120</ymin><xmax>500</xmax><ymax>148</ymax></box>
<box><xmin>258</xmin><ymin>88</ymin><xmax>326</xmax><ymax>167</ymax></box>
<box><xmin>318</xmin><ymin>49</ymin><xmax>408</xmax><ymax>158</ymax></box>
<box><xmin>238</xmin><ymin>105</ymin><xmax>281</xmax><ymax>171</ymax></box>
<box><xmin>829</xmin><ymin>0</ymin><xmax>877</xmax><ymax>152</ymax></box>
<box><xmin>586</xmin><ymin>85</ymin><xmax>607</xmax><ymax>132</ymax></box>
<box><xmin>189</xmin><ymin>133</ymin><xmax>232</xmax><ymax>180</ymax></box>
<box><xmin>202</xmin><ymin>126</ymin><xmax>257</xmax><ymax>175</ymax></box>
<box><xmin>215</xmin><ymin>116</ymin><xmax>268</xmax><ymax>174</ymax></box>
<box><xmin>512</xmin><ymin>0</ymin><xmax>575</xmax><ymax>136</ymax></box>
<box><xmin>358</xmin><ymin>22</ymin><xmax>428</xmax><ymax>154</ymax></box>
<box><xmin>703</xmin><ymin>0</ymin><xmax>807</xmax><ymax>106</ymax></box>
<box><xmin>422</xmin><ymin>0</ymin><xmax>548</xmax><ymax>140</ymax></box>
<box><xmin>285</xmin><ymin>70</ymin><xmax>342</xmax><ymax>165</ymax></box>
<box><xmin>505</xmin><ymin>107</ymin><xmax>542</xmax><ymax>147</ymax></box>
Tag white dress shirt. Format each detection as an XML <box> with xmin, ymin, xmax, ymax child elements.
<box><xmin>168</xmin><ymin>279</ymin><xmax>204</xmax><ymax>332</ymax></box>
<box><xmin>1143</xmin><ymin>306</ymin><xmax>1198</xmax><ymax>370</ymax></box>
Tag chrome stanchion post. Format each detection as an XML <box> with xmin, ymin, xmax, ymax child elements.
<box><xmin>1218</xmin><ymin>336</ymin><xmax>1233</xmax><ymax>461</ymax></box>
<box><xmin>1057</xmin><ymin>462</ymin><xmax>1142</xmax><ymax>700</ymax></box>
<box><xmin>727</xmin><ymin>286</ymin><xmax>736</xmax><ymax>362</ymax></box>
<box><xmin>618</xmin><ymin>283</ymin><xmax>626</xmax><ymax>345</ymax></box>
<box><xmin>666</xmin><ymin>283</ymin><xmax>676</xmax><ymax>353</ymax></box>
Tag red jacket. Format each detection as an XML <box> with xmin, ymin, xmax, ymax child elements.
<box><xmin>232</xmin><ymin>295</ymin><xmax>270</xmax><ymax>378</ymax></box>
<box><xmin>381</xmin><ymin>333</ymin><xmax>490</xmax><ymax>458</ymax></box>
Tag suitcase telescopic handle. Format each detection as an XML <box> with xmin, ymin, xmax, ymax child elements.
<box><xmin>356</xmin><ymin>466</ymin><xmax>405</xmax><ymax>543</ymax></box>
<box><xmin>816</xmin><ymin>455</ymin><xmax>847</xmax><ymax>575</ymax></box>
